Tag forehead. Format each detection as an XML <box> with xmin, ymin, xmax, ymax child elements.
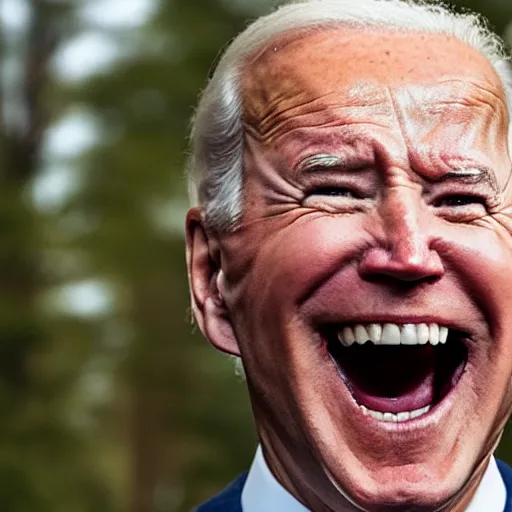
<box><xmin>240</xmin><ymin>27</ymin><xmax>510</xmax><ymax>183</ymax></box>
<box><xmin>241</xmin><ymin>27</ymin><xmax>507</xmax><ymax>135</ymax></box>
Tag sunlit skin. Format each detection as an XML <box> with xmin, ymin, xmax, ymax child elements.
<box><xmin>187</xmin><ymin>28</ymin><xmax>512</xmax><ymax>511</ymax></box>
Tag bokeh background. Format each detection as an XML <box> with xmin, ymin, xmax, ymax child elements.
<box><xmin>0</xmin><ymin>0</ymin><xmax>511</xmax><ymax>511</ymax></box>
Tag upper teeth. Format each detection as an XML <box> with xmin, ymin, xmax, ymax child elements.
<box><xmin>338</xmin><ymin>323</ymin><xmax>448</xmax><ymax>347</ymax></box>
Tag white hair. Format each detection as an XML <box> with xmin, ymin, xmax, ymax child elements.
<box><xmin>188</xmin><ymin>0</ymin><xmax>512</xmax><ymax>232</ymax></box>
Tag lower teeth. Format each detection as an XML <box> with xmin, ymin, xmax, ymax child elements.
<box><xmin>360</xmin><ymin>404</ymin><xmax>431</xmax><ymax>422</ymax></box>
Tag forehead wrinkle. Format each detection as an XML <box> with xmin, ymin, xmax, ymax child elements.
<box><xmin>241</xmin><ymin>32</ymin><xmax>395</xmax><ymax>144</ymax></box>
<box><xmin>384</xmin><ymin>79</ymin><xmax>509</xmax><ymax>183</ymax></box>
<box><xmin>241</xmin><ymin>27</ymin><xmax>510</xmax><ymax>185</ymax></box>
<box><xmin>243</xmin><ymin>76</ymin><xmax>389</xmax><ymax>143</ymax></box>
<box><xmin>244</xmin><ymin>94</ymin><xmax>336</xmax><ymax>139</ymax></box>
<box><xmin>244</xmin><ymin>105</ymin><xmax>390</xmax><ymax>146</ymax></box>
<box><xmin>375</xmin><ymin>85</ymin><xmax>410</xmax><ymax>169</ymax></box>
<box><xmin>436</xmin><ymin>78</ymin><xmax>509</xmax><ymax>111</ymax></box>
<box><xmin>421</xmin><ymin>92</ymin><xmax>507</xmax><ymax>121</ymax></box>
<box><xmin>395</xmin><ymin>80</ymin><xmax>508</xmax><ymax>123</ymax></box>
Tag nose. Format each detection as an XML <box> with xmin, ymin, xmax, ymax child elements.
<box><xmin>358</xmin><ymin>191</ymin><xmax>444</xmax><ymax>283</ymax></box>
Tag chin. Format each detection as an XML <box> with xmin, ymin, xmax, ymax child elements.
<box><xmin>342</xmin><ymin>466</ymin><xmax>468</xmax><ymax>512</ymax></box>
<box><xmin>277</xmin><ymin>317</ymin><xmax>501</xmax><ymax>512</ymax></box>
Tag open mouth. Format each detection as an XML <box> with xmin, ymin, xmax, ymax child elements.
<box><xmin>326</xmin><ymin>323</ymin><xmax>468</xmax><ymax>422</ymax></box>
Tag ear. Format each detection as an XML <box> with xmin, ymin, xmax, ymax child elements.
<box><xmin>185</xmin><ymin>207</ymin><xmax>240</xmax><ymax>356</ymax></box>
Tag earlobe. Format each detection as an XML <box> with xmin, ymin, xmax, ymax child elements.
<box><xmin>185</xmin><ymin>208</ymin><xmax>240</xmax><ymax>356</ymax></box>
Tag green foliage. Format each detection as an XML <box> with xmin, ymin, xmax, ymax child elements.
<box><xmin>48</xmin><ymin>1</ymin><xmax>261</xmax><ymax>510</ymax></box>
<box><xmin>0</xmin><ymin>0</ymin><xmax>510</xmax><ymax>511</ymax></box>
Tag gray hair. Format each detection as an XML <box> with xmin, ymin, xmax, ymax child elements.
<box><xmin>188</xmin><ymin>0</ymin><xmax>512</xmax><ymax>232</ymax></box>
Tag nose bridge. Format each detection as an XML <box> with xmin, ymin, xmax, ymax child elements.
<box><xmin>382</xmin><ymin>188</ymin><xmax>426</xmax><ymax>264</ymax></box>
<box><xmin>359</xmin><ymin>185</ymin><xmax>444</xmax><ymax>282</ymax></box>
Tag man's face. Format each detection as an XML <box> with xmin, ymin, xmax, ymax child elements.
<box><xmin>190</xmin><ymin>28</ymin><xmax>512</xmax><ymax>509</ymax></box>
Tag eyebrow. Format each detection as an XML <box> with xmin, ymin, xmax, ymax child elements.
<box><xmin>297</xmin><ymin>155</ymin><xmax>500</xmax><ymax>193</ymax></box>
<box><xmin>439</xmin><ymin>168</ymin><xmax>499</xmax><ymax>193</ymax></box>
<box><xmin>297</xmin><ymin>154</ymin><xmax>344</xmax><ymax>172</ymax></box>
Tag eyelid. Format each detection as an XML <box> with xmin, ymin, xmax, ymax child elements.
<box><xmin>309</xmin><ymin>185</ymin><xmax>357</xmax><ymax>196</ymax></box>
<box><xmin>430</xmin><ymin>176</ymin><xmax>495</xmax><ymax>196</ymax></box>
<box><xmin>433</xmin><ymin>193</ymin><xmax>488</xmax><ymax>206</ymax></box>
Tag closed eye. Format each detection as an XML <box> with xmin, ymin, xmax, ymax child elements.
<box><xmin>433</xmin><ymin>194</ymin><xmax>487</xmax><ymax>208</ymax></box>
<box><xmin>310</xmin><ymin>187</ymin><xmax>358</xmax><ymax>198</ymax></box>
<box><xmin>302</xmin><ymin>185</ymin><xmax>372</xmax><ymax>213</ymax></box>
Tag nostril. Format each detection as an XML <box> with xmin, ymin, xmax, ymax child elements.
<box><xmin>358</xmin><ymin>246</ymin><xmax>444</xmax><ymax>283</ymax></box>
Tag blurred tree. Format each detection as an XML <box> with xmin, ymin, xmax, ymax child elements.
<box><xmin>0</xmin><ymin>0</ymin><xmax>112</xmax><ymax>510</ymax></box>
<box><xmin>452</xmin><ymin>0</ymin><xmax>512</xmax><ymax>37</ymax></box>
<box><xmin>59</xmin><ymin>1</ymin><xmax>267</xmax><ymax>510</ymax></box>
<box><xmin>0</xmin><ymin>1</ymin><xmax>510</xmax><ymax>512</ymax></box>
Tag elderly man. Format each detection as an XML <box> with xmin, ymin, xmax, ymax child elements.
<box><xmin>185</xmin><ymin>0</ymin><xmax>512</xmax><ymax>509</ymax></box>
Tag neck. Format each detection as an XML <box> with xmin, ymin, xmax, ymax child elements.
<box><xmin>443</xmin><ymin>459</ymin><xmax>488</xmax><ymax>512</ymax></box>
<box><xmin>262</xmin><ymin>440</ymin><xmax>494</xmax><ymax>512</ymax></box>
<box><xmin>259</xmin><ymin>434</ymin><xmax>358</xmax><ymax>511</ymax></box>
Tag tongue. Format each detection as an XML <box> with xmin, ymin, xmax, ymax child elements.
<box><xmin>348</xmin><ymin>369</ymin><xmax>434</xmax><ymax>413</ymax></box>
<box><xmin>335</xmin><ymin>344</ymin><xmax>437</xmax><ymax>414</ymax></box>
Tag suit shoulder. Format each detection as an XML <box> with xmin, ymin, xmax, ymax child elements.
<box><xmin>497</xmin><ymin>459</ymin><xmax>512</xmax><ymax>511</ymax></box>
<box><xmin>194</xmin><ymin>473</ymin><xmax>248</xmax><ymax>512</ymax></box>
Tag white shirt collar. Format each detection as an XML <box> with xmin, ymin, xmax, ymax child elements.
<box><xmin>241</xmin><ymin>446</ymin><xmax>506</xmax><ymax>512</ymax></box>
<box><xmin>467</xmin><ymin>457</ymin><xmax>506</xmax><ymax>512</ymax></box>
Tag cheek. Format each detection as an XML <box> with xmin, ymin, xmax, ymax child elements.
<box><xmin>437</xmin><ymin>222</ymin><xmax>512</xmax><ymax>421</ymax></box>
<box><xmin>442</xmin><ymin>223</ymin><xmax>512</xmax><ymax>340</ymax></box>
<box><xmin>225</xmin><ymin>213</ymin><xmax>367</xmax><ymax>387</ymax></box>
<box><xmin>240</xmin><ymin>212</ymin><xmax>369</xmax><ymax>313</ymax></box>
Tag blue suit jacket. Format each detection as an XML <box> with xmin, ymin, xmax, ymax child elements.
<box><xmin>195</xmin><ymin>459</ymin><xmax>512</xmax><ymax>512</ymax></box>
